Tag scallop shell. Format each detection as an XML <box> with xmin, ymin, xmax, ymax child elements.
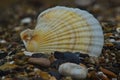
<box><xmin>20</xmin><ymin>6</ymin><xmax>104</xmax><ymax>57</ymax></box>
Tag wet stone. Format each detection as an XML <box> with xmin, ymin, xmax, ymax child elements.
<box><xmin>21</xmin><ymin>17</ymin><xmax>32</xmax><ymax>24</ymax></box>
<box><xmin>54</xmin><ymin>51</ymin><xmax>81</xmax><ymax>64</ymax></box>
<box><xmin>8</xmin><ymin>49</ymin><xmax>17</xmax><ymax>56</ymax></box>
<box><xmin>28</xmin><ymin>58</ymin><xmax>51</xmax><ymax>67</ymax></box>
<box><xmin>51</xmin><ymin>59</ymin><xmax>67</xmax><ymax>69</ymax></box>
<box><xmin>49</xmin><ymin>71</ymin><xmax>62</xmax><ymax>80</ymax></box>
<box><xmin>32</xmin><ymin>53</ymin><xmax>47</xmax><ymax>58</ymax></box>
<box><xmin>0</xmin><ymin>51</ymin><xmax>8</xmax><ymax>59</ymax></box>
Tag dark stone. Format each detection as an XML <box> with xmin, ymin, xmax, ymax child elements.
<box><xmin>75</xmin><ymin>52</ymin><xmax>89</xmax><ymax>58</ymax></box>
<box><xmin>32</xmin><ymin>53</ymin><xmax>47</xmax><ymax>58</ymax></box>
<box><xmin>49</xmin><ymin>71</ymin><xmax>62</xmax><ymax>80</ymax></box>
<box><xmin>32</xmin><ymin>77</ymin><xmax>43</xmax><ymax>80</ymax></box>
<box><xmin>112</xmin><ymin>63</ymin><xmax>120</xmax><ymax>67</ymax></box>
<box><xmin>54</xmin><ymin>51</ymin><xmax>64</xmax><ymax>59</ymax></box>
<box><xmin>0</xmin><ymin>70</ymin><xmax>10</xmax><ymax>76</ymax></box>
<box><xmin>51</xmin><ymin>59</ymin><xmax>67</xmax><ymax>69</ymax></box>
<box><xmin>54</xmin><ymin>51</ymin><xmax>81</xmax><ymax>64</ymax></box>
<box><xmin>0</xmin><ymin>59</ymin><xmax>7</xmax><ymax>66</ymax></box>
<box><xmin>0</xmin><ymin>51</ymin><xmax>8</xmax><ymax>59</ymax></box>
<box><xmin>8</xmin><ymin>49</ymin><xmax>17</xmax><ymax>56</ymax></box>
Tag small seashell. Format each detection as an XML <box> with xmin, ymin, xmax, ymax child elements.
<box><xmin>28</xmin><ymin>57</ymin><xmax>51</xmax><ymax>67</ymax></box>
<box><xmin>20</xmin><ymin>6</ymin><xmax>104</xmax><ymax>57</ymax></box>
<box><xmin>58</xmin><ymin>62</ymin><xmax>88</xmax><ymax>79</ymax></box>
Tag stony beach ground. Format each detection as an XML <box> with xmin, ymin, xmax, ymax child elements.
<box><xmin>0</xmin><ymin>0</ymin><xmax>120</xmax><ymax>80</ymax></box>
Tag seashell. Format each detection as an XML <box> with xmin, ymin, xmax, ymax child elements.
<box><xmin>20</xmin><ymin>6</ymin><xmax>104</xmax><ymax>57</ymax></box>
<box><xmin>58</xmin><ymin>62</ymin><xmax>88</xmax><ymax>79</ymax></box>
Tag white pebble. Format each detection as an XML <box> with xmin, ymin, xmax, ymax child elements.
<box><xmin>58</xmin><ymin>63</ymin><xmax>88</xmax><ymax>79</ymax></box>
<box><xmin>0</xmin><ymin>40</ymin><xmax>7</xmax><ymax>43</ymax></box>
<box><xmin>1</xmin><ymin>76</ymin><xmax>5</xmax><ymax>80</ymax></box>
<box><xmin>23</xmin><ymin>51</ymin><xmax>34</xmax><ymax>56</ymax></box>
<box><xmin>9</xmin><ymin>61</ymin><xmax>15</xmax><ymax>64</ymax></box>
<box><xmin>116</xmin><ymin>27</ymin><xmax>120</xmax><ymax>33</ymax></box>
<box><xmin>109</xmin><ymin>39</ymin><xmax>115</xmax><ymax>42</ymax></box>
<box><xmin>21</xmin><ymin>17</ymin><xmax>32</xmax><ymax>24</ymax></box>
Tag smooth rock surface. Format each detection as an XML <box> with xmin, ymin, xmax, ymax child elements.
<box><xmin>28</xmin><ymin>58</ymin><xmax>50</xmax><ymax>67</ymax></box>
<box><xmin>58</xmin><ymin>63</ymin><xmax>88</xmax><ymax>79</ymax></box>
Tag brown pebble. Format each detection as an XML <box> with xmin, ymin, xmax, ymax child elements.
<box><xmin>100</xmin><ymin>67</ymin><xmax>117</xmax><ymax>78</ymax></box>
<box><xmin>28</xmin><ymin>58</ymin><xmax>51</xmax><ymax>67</ymax></box>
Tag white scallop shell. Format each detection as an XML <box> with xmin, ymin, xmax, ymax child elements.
<box><xmin>20</xmin><ymin>6</ymin><xmax>104</xmax><ymax>57</ymax></box>
<box><xmin>58</xmin><ymin>63</ymin><xmax>88</xmax><ymax>79</ymax></box>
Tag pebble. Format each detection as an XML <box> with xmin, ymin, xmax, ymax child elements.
<box><xmin>75</xmin><ymin>0</ymin><xmax>95</xmax><ymax>6</ymax></box>
<box><xmin>28</xmin><ymin>58</ymin><xmax>51</xmax><ymax>67</ymax></box>
<box><xmin>51</xmin><ymin>59</ymin><xmax>67</xmax><ymax>69</ymax></box>
<box><xmin>23</xmin><ymin>51</ymin><xmax>34</xmax><ymax>56</ymax></box>
<box><xmin>0</xmin><ymin>51</ymin><xmax>8</xmax><ymax>59</ymax></box>
<box><xmin>54</xmin><ymin>51</ymin><xmax>81</xmax><ymax>64</ymax></box>
<box><xmin>21</xmin><ymin>17</ymin><xmax>32</xmax><ymax>24</ymax></box>
<box><xmin>96</xmin><ymin>71</ymin><xmax>109</xmax><ymax>80</ymax></box>
<box><xmin>100</xmin><ymin>67</ymin><xmax>117</xmax><ymax>78</ymax></box>
<box><xmin>0</xmin><ymin>40</ymin><xmax>7</xmax><ymax>44</ymax></box>
<box><xmin>14</xmin><ymin>26</ymin><xmax>23</xmax><ymax>32</ymax></box>
<box><xmin>58</xmin><ymin>63</ymin><xmax>88</xmax><ymax>79</ymax></box>
<box><xmin>49</xmin><ymin>71</ymin><xmax>62</xmax><ymax>80</ymax></box>
<box><xmin>32</xmin><ymin>53</ymin><xmax>47</xmax><ymax>58</ymax></box>
<box><xmin>8</xmin><ymin>49</ymin><xmax>17</xmax><ymax>56</ymax></box>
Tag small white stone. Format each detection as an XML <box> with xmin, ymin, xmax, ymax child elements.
<box><xmin>21</xmin><ymin>17</ymin><xmax>32</xmax><ymax>24</ymax></box>
<box><xmin>14</xmin><ymin>26</ymin><xmax>23</xmax><ymax>31</ymax></box>
<box><xmin>23</xmin><ymin>51</ymin><xmax>34</xmax><ymax>56</ymax></box>
<box><xmin>9</xmin><ymin>61</ymin><xmax>15</xmax><ymax>64</ymax></box>
<box><xmin>109</xmin><ymin>39</ymin><xmax>115</xmax><ymax>42</ymax></box>
<box><xmin>97</xmin><ymin>71</ymin><xmax>107</xmax><ymax>78</ymax></box>
<box><xmin>58</xmin><ymin>63</ymin><xmax>88</xmax><ymax>79</ymax></box>
<box><xmin>1</xmin><ymin>76</ymin><xmax>5</xmax><ymax>80</ymax></box>
<box><xmin>0</xmin><ymin>40</ymin><xmax>7</xmax><ymax>43</ymax></box>
<box><xmin>105</xmin><ymin>58</ymin><xmax>109</xmax><ymax>63</ymax></box>
<box><xmin>34</xmin><ymin>68</ymin><xmax>40</xmax><ymax>72</ymax></box>
<box><xmin>116</xmin><ymin>27</ymin><xmax>120</xmax><ymax>33</ymax></box>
